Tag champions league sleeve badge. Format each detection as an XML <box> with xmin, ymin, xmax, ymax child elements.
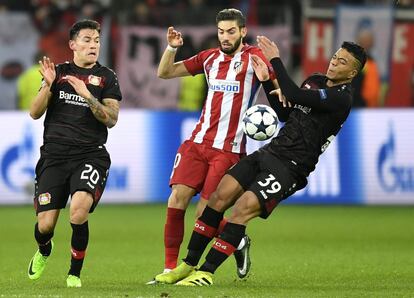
<box><xmin>88</xmin><ymin>75</ymin><xmax>102</xmax><ymax>86</ymax></box>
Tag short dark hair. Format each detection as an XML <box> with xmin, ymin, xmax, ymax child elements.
<box><xmin>216</xmin><ymin>8</ymin><xmax>246</xmax><ymax>28</ymax></box>
<box><xmin>341</xmin><ymin>41</ymin><xmax>367</xmax><ymax>72</ymax></box>
<box><xmin>69</xmin><ymin>19</ymin><xmax>100</xmax><ymax>40</ymax></box>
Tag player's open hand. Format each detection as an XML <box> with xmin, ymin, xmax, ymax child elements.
<box><xmin>257</xmin><ymin>36</ymin><xmax>280</xmax><ymax>61</ymax></box>
<box><xmin>167</xmin><ymin>26</ymin><xmax>184</xmax><ymax>48</ymax></box>
<box><xmin>251</xmin><ymin>54</ymin><xmax>270</xmax><ymax>82</ymax></box>
<box><xmin>38</xmin><ymin>56</ymin><xmax>56</xmax><ymax>87</ymax></box>
<box><xmin>270</xmin><ymin>88</ymin><xmax>292</xmax><ymax>108</ymax></box>
<box><xmin>65</xmin><ymin>75</ymin><xmax>92</xmax><ymax>100</ymax></box>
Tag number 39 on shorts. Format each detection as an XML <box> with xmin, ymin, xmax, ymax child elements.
<box><xmin>257</xmin><ymin>174</ymin><xmax>281</xmax><ymax>195</ymax></box>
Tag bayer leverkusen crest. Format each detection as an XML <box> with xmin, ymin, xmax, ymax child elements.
<box><xmin>88</xmin><ymin>75</ymin><xmax>102</xmax><ymax>86</ymax></box>
<box><xmin>233</xmin><ymin>61</ymin><xmax>243</xmax><ymax>74</ymax></box>
<box><xmin>38</xmin><ymin>193</ymin><xmax>51</xmax><ymax>205</ymax></box>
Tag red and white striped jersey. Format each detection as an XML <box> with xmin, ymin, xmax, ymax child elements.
<box><xmin>183</xmin><ymin>44</ymin><xmax>275</xmax><ymax>154</ymax></box>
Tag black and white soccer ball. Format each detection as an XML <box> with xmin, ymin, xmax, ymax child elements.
<box><xmin>242</xmin><ymin>104</ymin><xmax>278</xmax><ymax>141</ymax></box>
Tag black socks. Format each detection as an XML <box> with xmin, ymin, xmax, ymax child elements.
<box><xmin>184</xmin><ymin>206</ymin><xmax>224</xmax><ymax>266</ymax></box>
<box><xmin>34</xmin><ymin>223</ymin><xmax>53</xmax><ymax>256</ymax></box>
<box><xmin>68</xmin><ymin>221</ymin><xmax>89</xmax><ymax>277</ymax></box>
<box><xmin>200</xmin><ymin>222</ymin><xmax>246</xmax><ymax>273</ymax></box>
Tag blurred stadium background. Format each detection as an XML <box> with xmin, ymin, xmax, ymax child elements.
<box><xmin>0</xmin><ymin>0</ymin><xmax>413</xmax><ymax>296</ymax></box>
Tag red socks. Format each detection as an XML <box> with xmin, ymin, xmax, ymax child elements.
<box><xmin>164</xmin><ymin>207</ymin><xmax>185</xmax><ymax>269</ymax></box>
<box><xmin>164</xmin><ymin>209</ymin><xmax>227</xmax><ymax>269</ymax></box>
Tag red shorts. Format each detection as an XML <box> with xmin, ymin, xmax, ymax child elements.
<box><xmin>169</xmin><ymin>140</ymin><xmax>243</xmax><ymax>200</ymax></box>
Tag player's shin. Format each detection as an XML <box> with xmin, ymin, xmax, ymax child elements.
<box><xmin>164</xmin><ymin>207</ymin><xmax>185</xmax><ymax>269</ymax></box>
<box><xmin>68</xmin><ymin>221</ymin><xmax>89</xmax><ymax>277</ymax></box>
<box><xmin>184</xmin><ymin>206</ymin><xmax>223</xmax><ymax>266</ymax></box>
<box><xmin>35</xmin><ymin>223</ymin><xmax>53</xmax><ymax>256</ymax></box>
<box><xmin>199</xmin><ymin>222</ymin><xmax>245</xmax><ymax>273</ymax></box>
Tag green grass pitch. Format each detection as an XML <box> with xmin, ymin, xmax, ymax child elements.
<box><xmin>0</xmin><ymin>204</ymin><xmax>413</xmax><ymax>297</ymax></box>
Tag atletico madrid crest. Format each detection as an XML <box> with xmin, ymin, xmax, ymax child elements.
<box><xmin>233</xmin><ymin>61</ymin><xmax>244</xmax><ymax>74</ymax></box>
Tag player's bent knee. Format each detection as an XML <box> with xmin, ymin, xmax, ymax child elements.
<box><xmin>37</xmin><ymin>220</ymin><xmax>55</xmax><ymax>234</ymax></box>
<box><xmin>70</xmin><ymin>204</ymin><xmax>91</xmax><ymax>224</ymax></box>
<box><xmin>70</xmin><ymin>214</ymin><xmax>88</xmax><ymax>225</ymax></box>
<box><xmin>37</xmin><ymin>210</ymin><xmax>58</xmax><ymax>233</ymax></box>
<box><xmin>209</xmin><ymin>190</ymin><xmax>232</xmax><ymax>212</ymax></box>
<box><xmin>168</xmin><ymin>185</ymin><xmax>196</xmax><ymax>209</ymax></box>
<box><xmin>168</xmin><ymin>192</ymin><xmax>187</xmax><ymax>208</ymax></box>
<box><xmin>70</xmin><ymin>208</ymin><xmax>89</xmax><ymax>224</ymax></box>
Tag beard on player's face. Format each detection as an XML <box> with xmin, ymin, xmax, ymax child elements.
<box><xmin>220</xmin><ymin>36</ymin><xmax>243</xmax><ymax>55</ymax></box>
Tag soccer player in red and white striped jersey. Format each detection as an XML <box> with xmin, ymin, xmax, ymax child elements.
<box><xmin>151</xmin><ymin>8</ymin><xmax>275</xmax><ymax>283</ymax></box>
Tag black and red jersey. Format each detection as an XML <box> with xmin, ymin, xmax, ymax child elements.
<box><xmin>263</xmin><ymin>58</ymin><xmax>353</xmax><ymax>180</ymax></box>
<box><xmin>41</xmin><ymin>61</ymin><xmax>122</xmax><ymax>158</ymax></box>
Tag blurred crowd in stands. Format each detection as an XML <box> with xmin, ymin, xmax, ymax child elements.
<box><xmin>0</xmin><ymin>0</ymin><xmax>413</xmax><ymax>110</ymax></box>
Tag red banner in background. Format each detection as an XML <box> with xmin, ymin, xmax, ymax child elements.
<box><xmin>303</xmin><ymin>19</ymin><xmax>413</xmax><ymax>107</ymax></box>
<box><xmin>116</xmin><ymin>25</ymin><xmax>291</xmax><ymax>109</ymax></box>
<box><xmin>303</xmin><ymin>19</ymin><xmax>333</xmax><ymax>77</ymax></box>
<box><xmin>387</xmin><ymin>22</ymin><xmax>414</xmax><ymax>107</ymax></box>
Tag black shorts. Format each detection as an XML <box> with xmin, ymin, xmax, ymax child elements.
<box><xmin>227</xmin><ymin>150</ymin><xmax>305</xmax><ymax>219</ymax></box>
<box><xmin>33</xmin><ymin>154</ymin><xmax>110</xmax><ymax>214</ymax></box>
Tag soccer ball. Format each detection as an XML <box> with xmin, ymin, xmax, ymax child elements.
<box><xmin>242</xmin><ymin>104</ymin><xmax>278</xmax><ymax>141</ymax></box>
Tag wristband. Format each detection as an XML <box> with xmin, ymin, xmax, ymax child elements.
<box><xmin>166</xmin><ymin>44</ymin><xmax>177</xmax><ymax>52</ymax></box>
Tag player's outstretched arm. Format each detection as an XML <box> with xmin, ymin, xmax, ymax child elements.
<box><xmin>157</xmin><ymin>26</ymin><xmax>190</xmax><ymax>79</ymax></box>
<box><xmin>257</xmin><ymin>36</ymin><xmax>349</xmax><ymax>112</ymax></box>
<box><xmin>30</xmin><ymin>57</ymin><xmax>55</xmax><ymax>119</ymax></box>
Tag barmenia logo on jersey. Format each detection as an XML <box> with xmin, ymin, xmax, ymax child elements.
<box><xmin>59</xmin><ymin>91</ymin><xmax>89</xmax><ymax>107</ymax></box>
<box><xmin>38</xmin><ymin>193</ymin><xmax>51</xmax><ymax>205</ymax></box>
<box><xmin>209</xmin><ymin>79</ymin><xmax>240</xmax><ymax>93</ymax></box>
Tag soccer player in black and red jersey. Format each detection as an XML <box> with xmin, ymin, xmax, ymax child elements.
<box><xmin>27</xmin><ymin>19</ymin><xmax>122</xmax><ymax>288</ymax></box>
<box><xmin>157</xmin><ymin>37</ymin><xmax>367</xmax><ymax>286</ymax></box>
